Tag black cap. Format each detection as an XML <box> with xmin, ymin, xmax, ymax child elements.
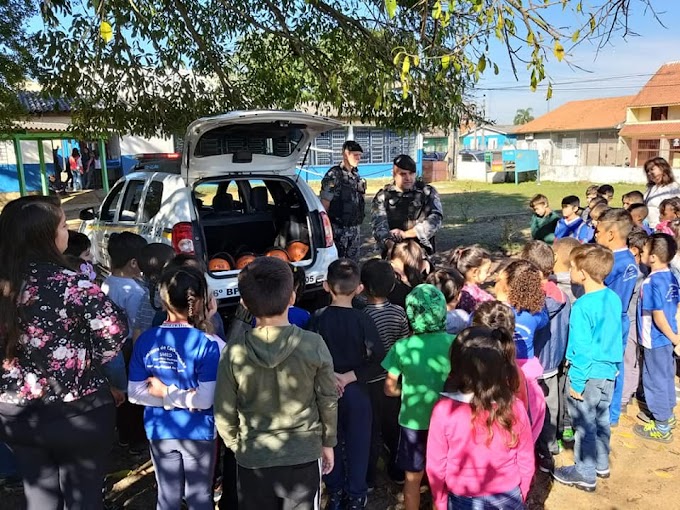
<box><xmin>393</xmin><ymin>154</ymin><xmax>416</xmax><ymax>173</ymax></box>
<box><xmin>342</xmin><ymin>140</ymin><xmax>363</xmax><ymax>153</ymax></box>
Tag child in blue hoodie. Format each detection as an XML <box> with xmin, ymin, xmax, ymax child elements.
<box><xmin>594</xmin><ymin>209</ymin><xmax>638</xmax><ymax>426</ymax></box>
<box><xmin>555</xmin><ymin>195</ymin><xmax>591</xmax><ymax>244</ymax></box>
<box><xmin>553</xmin><ymin>244</ymin><xmax>622</xmax><ymax>493</ymax></box>
<box><xmin>522</xmin><ymin>241</ymin><xmax>571</xmax><ymax>473</ymax></box>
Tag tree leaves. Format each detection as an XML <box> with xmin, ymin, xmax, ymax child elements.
<box><xmin>553</xmin><ymin>40</ymin><xmax>565</xmax><ymax>61</ymax></box>
<box><xmin>386</xmin><ymin>0</ymin><xmax>397</xmax><ymax>18</ymax></box>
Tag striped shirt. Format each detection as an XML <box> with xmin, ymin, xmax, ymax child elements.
<box><xmin>364</xmin><ymin>301</ymin><xmax>410</xmax><ymax>383</ymax></box>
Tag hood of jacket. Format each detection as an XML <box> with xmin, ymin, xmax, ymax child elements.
<box><xmin>244</xmin><ymin>325</ymin><xmax>302</xmax><ymax>368</ymax></box>
<box><xmin>406</xmin><ymin>284</ymin><xmax>447</xmax><ymax>334</ymax></box>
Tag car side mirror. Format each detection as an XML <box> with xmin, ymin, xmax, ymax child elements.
<box><xmin>79</xmin><ymin>207</ymin><xmax>96</xmax><ymax>221</ymax></box>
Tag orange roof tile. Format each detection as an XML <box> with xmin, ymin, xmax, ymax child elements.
<box><xmin>619</xmin><ymin>121</ymin><xmax>680</xmax><ymax>137</ymax></box>
<box><xmin>629</xmin><ymin>62</ymin><xmax>680</xmax><ymax>108</ymax></box>
<box><xmin>514</xmin><ymin>96</ymin><xmax>634</xmax><ymax>134</ymax></box>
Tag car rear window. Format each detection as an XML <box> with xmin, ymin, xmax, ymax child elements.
<box><xmin>194</xmin><ymin>122</ymin><xmax>304</xmax><ymax>158</ymax></box>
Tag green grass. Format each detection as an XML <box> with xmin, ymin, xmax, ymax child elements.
<box><xmin>344</xmin><ymin>179</ymin><xmax>646</xmax><ymax>259</ymax></box>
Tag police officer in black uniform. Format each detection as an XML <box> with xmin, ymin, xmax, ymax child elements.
<box><xmin>371</xmin><ymin>154</ymin><xmax>443</xmax><ymax>254</ymax></box>
<box><xmin>319</xmin><ymin>140</ymin><xmax>367</xmax><ymax>261</ymax></box>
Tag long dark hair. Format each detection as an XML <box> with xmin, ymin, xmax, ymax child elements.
<box><xmin>644</xmin><ymin>157</ymin><xmax>675</xmax><ymax>187</ymax></box>
<box><xmin>445</xmin><ymin>326</ymin><xmax>519</xmax><ymax>447</ymax></box>
<box><xmin>449</xmin><ymin>244</ymin><xmax>491</xmax><ymax>276</ymax></box>
<box><xmin>0</xmin><ymin>196</ymin><xmax>67</xmax><ymax>359</ymax></box>
<box><xmin>387</xmin><ymin>240</ymin><xmax>427</xmax><ymax>287</ymax></box>
<box><xmin>138</xmin><ymin>243</ymin><xmax>176</xmax><ymax>311</ymax></box>
<box><xmin>159</xmin><ymin>265</ymin><xmax>212</xmax><ymax>333</ymax></box>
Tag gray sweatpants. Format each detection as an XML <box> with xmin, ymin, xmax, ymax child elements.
<box><xmin>621</xmin><ymin>329</ymin><xmax>641</xmax><ymax>407</ymax></box>
<box><xmin>538</xmin><ymin>373</ymin><xmax>560</xmax><ymax>455</ymax></box>
<box><xmin>149</xmin><ymin>439</ymin><xmax>216</xmax><ymax>510</ymax></box>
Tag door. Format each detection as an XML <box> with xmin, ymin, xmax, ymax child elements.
<box><xmin>561</xmin><ymin>137</ymin><xmax>578</xmax><ymax>165</ymax></box>
<box><xmin>93</xmin><ymin>180</ymin><xmax>125</xmax><ymax>266</ymax></box>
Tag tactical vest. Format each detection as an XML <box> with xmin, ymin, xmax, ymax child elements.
<box><xmin>385</xmin><ymin>182</ymin><xmax>433</xmax><ymax>232</ymax></box>
<box><xmin>328</xmin><ymin>166</ymin><xmax>366</xmax><ymax>227</ymax></box>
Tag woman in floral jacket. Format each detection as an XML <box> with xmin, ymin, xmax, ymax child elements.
<box><xmin>0</xmin><ymin>196</ymin><xmax>128</xmax><ymax>510</ymax></box>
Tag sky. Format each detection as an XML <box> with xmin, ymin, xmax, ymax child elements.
<box><xmin>478</xmin><ymin>0</ymin><xmax>680</xmax><ymax>124</ymax></box>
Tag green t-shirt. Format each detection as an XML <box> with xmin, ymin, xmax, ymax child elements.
<box><xmin>381</xmin><ymin>331</ymin><xmax>454</xmax><ymax>430</ymax></box>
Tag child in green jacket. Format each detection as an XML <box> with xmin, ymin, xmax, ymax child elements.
<box><xmin>530</xmin><ymin>194</ymin><xmax>561</xmax><ymax>245</ymax></box>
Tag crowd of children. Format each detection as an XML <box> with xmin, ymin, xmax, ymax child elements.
<box><xmin>3</xmin><ymin>180</ymin><xmax>680</xmax><ymax>510</ymax></box>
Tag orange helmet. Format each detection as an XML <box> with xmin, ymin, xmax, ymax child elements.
<box><xmin>286</xmin><ymin>241</ymin><xmax>309</xmax><ymax>262</ymax></box>
<box><xmin>235</xmin><ymin>253</ymin><xmax>257</xmax><ymax>269</ymax></box>
<box><xmin>208</xmin><ymin>257</ymin><xmax>231</xmax><ymax>272</ymax></box>
<box><xmin>265</xmin><ymin>248</ymin><xmax>290</xmax><ymax>262</ymax></box>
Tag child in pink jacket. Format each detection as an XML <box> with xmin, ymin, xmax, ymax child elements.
<box><xmin>426</xmin><ymin>326</ymin><xmax>535</xmax><ymax>510</ymax></box>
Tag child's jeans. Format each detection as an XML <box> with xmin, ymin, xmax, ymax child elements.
<box><xmin>0</xmin><ymin>442</ymin><xmax>16</xmax><ymax>477</ymax></box>
<box><xmin>621</xmin><ymin>323</ymin><xmax>641</xmax><ymax>408</ymax></box>
<box><xmin>642</xmin><ymin>344</ymin><xmax>676</xmax><ymax>422</ymax></box>
<box><xmin>568</xmin><ymin>378</ymin><xmax>614</xmax><ymax>481</ymax></box>
<box><xmin>150</xmin><ymin>439</ymin><xmax>216</xmax><ymax>510</ymax></box>
<box><xmin>72</xmin><ymin>171</ymin><xmax>82</xmax><ymax>191</ymax></box>
<box><xmin>324</xmin><ymin>382</ymin><xmax>372</xmax><ymax>499</ymax></box>
<box><xmin>609</xmin><ymin>319</ymin><xmax>630</xmax><ymax>424</ymax></box>
<box><xmin>367</xmin><ymin>379</ymin><xmax>402</xmax><ymax>485</ymax></box>
<box><xmin>558</xmin><ymin>366</ymin><xmax>571</xmax><ymax>433</ymax></box>
<box><xmin>448</xmin><ymin>487</ymin><xmax>524</xmax><ymax>510</ymax></box>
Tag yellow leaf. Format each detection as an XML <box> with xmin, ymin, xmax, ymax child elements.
<box><xmin>393</xmin><ymin>52</ymin><xmax>402</xmax><ymax>66</ymax></box>
<box><xmin>553</xmin><ymin>40</ymin><xmax>565</xmax><ymax>62</ymax></box>
<box><xmin>546</xmin><ymin>83</ymin><xmax>553</xmax><ymax>100</ymax></box>
<box><xmin>374</xmin><ymin>95</ymin><xmax>382</xmax><ymax>110</ymax></box>
<box><xmin>413</xmin><ymin>55</ymin><xmax>420</xmax><ymax>67</ymax></box>
<box><xmin>386</xmin><ymin>0</ymin><xmax>397</xmax><ymax>18</ymax></box>
<box><xmin>402</xmin><ymin>80</ymin><xmax>409</xmax><ymax>99</ymax></box>
<box><xmin>654</xmin><ymin>470</ymin><xmax>673</xmax><ymax>479</ymax></box>
<box><xmin>433</xmin><ymin>0</ymin><xmax>442</xmax><ymax>19</ymax></box>
<box><xmin>572</xmin><ymin>30</ymin><xmax>580</xmax><ymax>43</ymax></box>
<box><xmin>527</xmin><ymin>32</ymin><xmax>534</xmax><ymax>45</ymax></box>
<box><xmin>442</xmin><ymin>54</ymin><xmax>450</xmax><ymax>69</ymax></box>
<box><xmin>100</xmin><ymin>21</ymin><xmax>113</xmax><ymax>43</ymax></box>
<box><xmin>402</xmin><ymin>55</ymin><xmax>411</xmax><ymax>75</ymax></box>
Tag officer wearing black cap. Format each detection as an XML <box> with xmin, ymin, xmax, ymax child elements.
<box><xmin>319</xmin><ymin>140</ymin><xmax>367</xmax><ymax>261</ymax></box>
<box><xmin>371</xmin><ymin>154</ymin><xmax>443</xmax><ymax>254</ymax></box>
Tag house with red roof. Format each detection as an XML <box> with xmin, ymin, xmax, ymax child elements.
<box><xmin>514</xmin><ymin>95</ymin><xmax>633</xmax><ymax>167</ymax></box>
<box><xmin>619</xmin><ymin>62</ymin><xmax>680</xmax><ymax>168</ymax></box>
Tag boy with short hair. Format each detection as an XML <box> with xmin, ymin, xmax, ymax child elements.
<box><xmin>521</xmin><ymin>241</ymin><xmax>571</xmax><ymax>473</ymax></box>
<box><xmin>595</xmin><ymin>209</ymin><xmax>639</xmax><ymax>426</ymax></box>
<box><xmin>555</xmin><ymin>195</ymin><xmax>590</xmax><ymax>243</ymax></box>
<box><xmin>360</xmin><ymin>259</ymin><xmax>410</xmax><ymax>486</ymax></box>
<box><xmin>529</xmin><ymin>194</ymin><xmax>561</xmax><ymax>245</ymax></box>
<box><xmin>102</xmin><ymin>231</ymin><xmax>148</xmax><ymax>451</ymax></box>
<box><xmin>552</xmin><ymin>237</ymin><xmax>583</xmax><ymax>305</ymax></box>
<box><xmin>598</xmin><ymin>184</ymin><xmax>615</xmax><ymax>202</ymax></box>
<box><xmin>309</xmin><ymin>259</ymin><xmax>385</xmax><ymax>509</ymax></box>
<box><xmin>629</xmin><ymin>203</ymin><xmax>653</xmax><ymax>234</ymax></box>
<box><xmin>581</xmin><ymin>185</ymin><xmax>601</xmax><ymax>221</ymax></box>
<box><xmin>382</xmin><ymin>284</ymin><xmax>454</xmax><ymax>510</ymax></box>
<box><xmin>214</xmin><ymin>257</ymin><xmax>338</xmax><ymax>510</ymax></box>
<box><xmin>634</xmin><ymin>234</ymin><xmax>680</xmax><ymax>443</ymax></box>
<box><xmin>622</xmin><ymin>190</ymin><xmax>645</xmax><ymax>210</ymax></box>
<box><xmin>553</xmin><ymin>244</ymin><xmax>623</xmax><ymax>492</ymax></box>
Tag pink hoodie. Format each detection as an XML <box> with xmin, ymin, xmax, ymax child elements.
<box><xmin>426</xmin><ymin>393</ymin><xmax>535</xmax><ymax>509</ymax></box>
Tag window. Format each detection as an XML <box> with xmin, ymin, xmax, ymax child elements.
<box><xmin>651</xmin><ymin>107</ymin><xmax>668</xmax><ymax>121</ymax></box>
<box><xmin>636</xmin><ymin>139</ymin><xmax>660</xmax><ymax>166</ymax></box>
<box><xmin>100</xmin><ymin>181</ymin><xmax>125</xmax><ymax>221</ymax></box>
<box><xmin>119</xmin><ymin>180</ymin><xmax>145</xmax><ymax>222</ymax></box>
<box><xmin>194</xmin><ymin>123</ymin><xmax>304</xmax><ymax>158</ymax></box>
<box><xmin>141</xmin><ymin>181</ymin><xmax>164</xmax><ymax>222</ymax></box>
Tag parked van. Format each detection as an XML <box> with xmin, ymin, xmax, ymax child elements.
<box><xmin>80</xmin><ymin>110</ymin><xmax>341</xmax><ymax>307</ymax></box>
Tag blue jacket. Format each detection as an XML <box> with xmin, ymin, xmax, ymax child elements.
<box><xmin>554</xmin><ymin>217</ymin><xmax>590</xmax><ymax>243</ymax></box>
<box><xmin>534</xmin><ymin>283</ymin><xmax>571</xmax><ymax>377</ymax></box>
<box><xmin>567</xmin><ymin>288</ymin><xmax>623</xmax><ymax>394</ymax></box>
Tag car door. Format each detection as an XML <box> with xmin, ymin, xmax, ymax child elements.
<box><xmin>93</xmin><ymin>180</ymin><xmax>125</xmax><ymax>266</ymax></box>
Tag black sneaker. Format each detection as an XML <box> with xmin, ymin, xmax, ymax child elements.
<box><xmin>325</xmin><ymin>490</ymin><xmax>344</xmax><ymax>510</ymax></box>
<box><xmin>537</xmin><ymin>453</ymin><xmax>555</xmax><ymax>473</ymax></box>
<box><xmin>347</xmin><ymin>496</ymin><xmax>367</xmax><ymax>510</ymax></box>
<box><xmin>596</xmin><ymin>468</ymin><xmax>611</xmax><ymax>479</ymax></box>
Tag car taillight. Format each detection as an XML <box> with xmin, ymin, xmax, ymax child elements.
<box><xmin>320</xmin><ymin>211</ymin><xmax>334</xmax><ymax>248</ymax></box>
<box><xmin>171</xmin><ymin>222</ymin><xmax>195</xmax><ymax>254</ymax></box>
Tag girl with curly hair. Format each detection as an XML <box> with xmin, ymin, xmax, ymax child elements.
<box><xmin>426</xmin><ymin>326</ymin><xmax>535</xmax><ymax>509</ymax></box>
<box><xmin>494</xmin><ymin>259</ymin><xmax>548</xmax><ymax>361</ymax></box>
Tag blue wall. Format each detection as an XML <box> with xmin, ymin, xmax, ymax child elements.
<box><xmin>298</xmin><ymin>149</ymin><xmax>423</xmax><ymax>181</ymax></box>
<box><xmin>0</xmin><ymin>163</ymin><xmax>51</xmax><ymax>192</ymax></box>
<box><xmin>462</xmin><ymin>133</ymin><xmax>517</xmax><ymax>150</ymax></box>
